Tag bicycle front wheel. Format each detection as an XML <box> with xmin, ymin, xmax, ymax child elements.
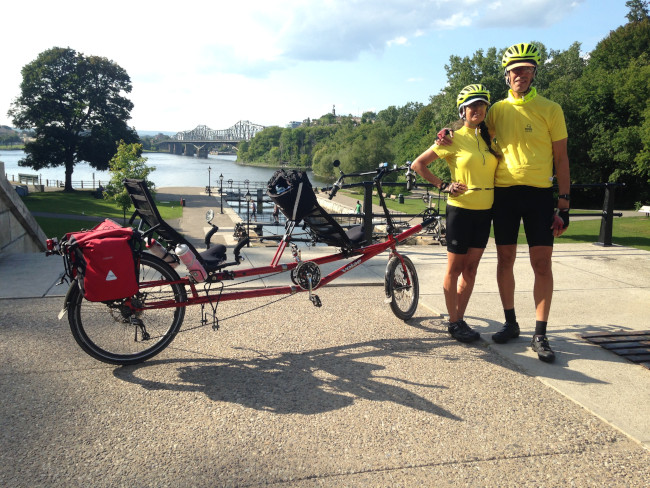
<box><xmin>67</xmin><ymin>253</ymin><xmax>187</xmax><ymax>365</ymax></box>
<box><xmin>385</xmin><ymin>255</ymin><xmax>419</xmax><ymax>321</ymax></box>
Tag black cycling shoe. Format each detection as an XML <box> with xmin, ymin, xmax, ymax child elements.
<box><xmin>492</xmin><ymin>321</ymin><xmax>520</xmax><ymax>344</ymax></box>
<box><xmin>448</xmin><ymin>320</ymin><xmax>480</xmax><ymax>343</ymax></box>
<box><xmin>531</xmin><ymin>335</ymin><xmax>556</xmax><ymax>363</ymax></box>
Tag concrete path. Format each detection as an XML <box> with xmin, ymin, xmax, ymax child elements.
<box><xmin>1</xmin><ymin>186</ymin><xmax>648</xmax><ymax>487</ymax></box>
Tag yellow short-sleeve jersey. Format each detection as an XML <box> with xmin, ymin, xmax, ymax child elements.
<box><xmin>486</xmin><ymin>90</ymin><xmax>567</xmax><ymax>188</ymax></box>
<box><xmin>432</xmin><ymin>125</ymin><xmax>498</xmax><ymax>210</ymax></box>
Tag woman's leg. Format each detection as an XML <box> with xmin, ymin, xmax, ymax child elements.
<box><xmin>443</xmin><ymin>252</ymin><xmax>466</xmax><ymax>322</ymax></box>
<box><xmin>456</xmin><ymin>247</ymin><xmax>485</xmax><ymax>319</ymax></box>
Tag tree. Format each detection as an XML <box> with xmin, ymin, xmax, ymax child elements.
<box><xmin>105</xmin><ymin>142</ymin><xmax>156</xmax><ymax>223</ymax></box>
<box><xmin>572</xmin><ymin>8</ymin><xmax>650</xmax><ymax>205</ymax></box>
<box><xmin>8</xmin><ymin>47</ymin><xmax>138</xmax><ymax>191</ymax></box>
<box><xmin>625</xmin><ymin>0</ymin><xmax>649</xmax><ymax>22</ymax></box>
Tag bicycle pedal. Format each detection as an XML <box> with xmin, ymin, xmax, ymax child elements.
<box><xmin>310</xmin><ymin>294</ymin><xmax>322</xmax><ymax>307</ymax></box>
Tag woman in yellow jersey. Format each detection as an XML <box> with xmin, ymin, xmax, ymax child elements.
<box><xmin>411</xmin><ymin>84</ymin><xmax>500</xmax><ymax>343</ymax></box>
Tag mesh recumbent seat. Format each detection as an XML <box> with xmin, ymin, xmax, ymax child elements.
<box><xmin>123</xmin><ymin>179</ymin><xmax>228</xmax><ymax>270</ymax></box>
<box><xmin>266</xmin><ymin>169</ymin><xmax>367</xmax><ymax>250</ymax></box>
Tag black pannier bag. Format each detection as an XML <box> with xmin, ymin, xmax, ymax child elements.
<box><xmin>267</xmin><ymin>169</ymin><xmax>366</xmax><ymax>250</ymax></box>
<box><xmin>267</xmin><ymin>169</ymin><xmax>318</xmax><ymax>223</ymax></box>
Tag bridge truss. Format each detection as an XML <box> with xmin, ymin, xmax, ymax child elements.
<box><xmin>173</xmin><ymin>120</ymin><xmax>265</xmax><ymax>142</ymax></box>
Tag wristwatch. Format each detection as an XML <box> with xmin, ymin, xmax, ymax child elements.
<box><xmin>558</xmin><ymin>194</ymin><xmax>570</xmax><ymax>201</ymax></box>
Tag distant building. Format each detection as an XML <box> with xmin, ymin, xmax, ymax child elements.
<box><xmin>286</xmin><ymin>121</ymin><xmax>302</xmax><ymax>129</ymax></box>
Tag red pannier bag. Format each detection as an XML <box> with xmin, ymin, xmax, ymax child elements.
<box><xmin>65</xmin><ymin>219</ymin><xmax>139</xmax><ymax>302</ymax></box>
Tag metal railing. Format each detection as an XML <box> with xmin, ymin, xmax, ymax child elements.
<box><xmin>326</xmin><ymin>181</ymin><xmax>625</xmax><ymax>247</ymax></box>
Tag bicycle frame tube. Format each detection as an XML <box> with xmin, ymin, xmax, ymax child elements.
<box><xmin>132</xmin><ymin>216</ymin><xmax>434</xmax><ymax>312</ymax></box>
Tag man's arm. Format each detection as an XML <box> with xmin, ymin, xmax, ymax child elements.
<box><xmin>551</xmin><ymin>137</ymin><xmax>570</xmax><ymax>237</ymax></box>
<box><xmin>553</xmin><ymin>137</ymin><xmax>570</xmax><ymax>210</ymax></box>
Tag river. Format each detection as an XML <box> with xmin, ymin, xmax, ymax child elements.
<box><xmin>0</xmin><ymin>150</ymin><xmax>328</xmax><ymax>188</ymax></box>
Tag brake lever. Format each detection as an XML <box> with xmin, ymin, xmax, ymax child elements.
<box><xmin>404</xmin><ymin>161</ymin><xmax>415</xmax><ymax>190</ymax></box>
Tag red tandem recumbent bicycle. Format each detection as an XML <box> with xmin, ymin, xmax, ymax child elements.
<box><xmin>45</xmin><ymin>161</ymin><xmax>437</xmax><ymax>365</ymax></box>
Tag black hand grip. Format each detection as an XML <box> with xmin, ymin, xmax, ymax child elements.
<box><xmin>204</xmin><ymin>225</ymin><xmax>219</xmax><ymax>249</ymax></box>
<box><xmin>233</xmin><ymin>236</ymin><xmax>249</xmax><ymax>263</ymax></box>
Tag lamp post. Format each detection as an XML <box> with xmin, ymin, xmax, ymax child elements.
<box><xmin>245</xmin><ymin>191</ymin><xmax>251</xmax><ymax>247</ymax></box>
<box><xmin>219</xmin><ymin>173</ymin><xmax>224</xmax><ymax>214</ymax></box>
<box><xmin>207</xmin><ymin>166</ymin><xmax>212</xmax><ymax>195</ymax></box>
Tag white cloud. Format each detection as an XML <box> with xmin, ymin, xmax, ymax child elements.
<box><xmin>387</xmin><ymin>37</ymin><xmax>409</xmax><ymax>47</ymax></box>
<box><xmin>0</xmin><ymin>0</ymin><xmax>594</xmax><ymax>130</ymax></box>
<box><xmin>478</xmin><ymin>0</ymin><xmax>585</xmax><ymax>27</ymax></box>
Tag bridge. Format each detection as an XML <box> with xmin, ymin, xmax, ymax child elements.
<box><xmin>160</xmin><ymin>120</ymin><xmax>265</xmax><ymax>158</ymax></box>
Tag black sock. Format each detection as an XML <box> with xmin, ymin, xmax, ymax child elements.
<box><xmin>504</xmin><ymin>309</ymin><xmax>516</xmax><ymax>324</ymax></box>
<box><xmin>535</xmin><ymin>321</ymin><xmax>547</xmax><ymax>336</ymax></box>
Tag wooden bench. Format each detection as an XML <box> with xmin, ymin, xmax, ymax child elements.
<box><xmin>18</xmin><ymin>173</ymin><xmax>39</xmax><ymax>185</ymax></box>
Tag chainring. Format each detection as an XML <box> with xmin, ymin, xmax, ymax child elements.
<box><xmin>291</xmin><ymin>261</ymin><xmax>322</xmax><ymax>290</ymax></box>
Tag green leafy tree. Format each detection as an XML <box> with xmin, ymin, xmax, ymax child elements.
<box><xmin>105</xmin><ymin>142</ymin><xmax>155</xmax><ymax>223</ymax></box>
<box><xmin>8</xmin><ymin>47</ymin><xmax>139</xmax><ymax>191</ymax></box>
<box><xmin>626</xmin><ymin>0</ymin><xmax>649</xmax><ymax>23</ymax></box>
<box><xmin>569</xmin><ymin>7</ymin><xmax>650</xmax><ymax>205</ymax></box>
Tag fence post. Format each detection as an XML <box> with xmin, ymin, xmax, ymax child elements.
<box><xmin>597</xmin><ymin>183</ymin><xmax>616</xmax><ymax>246</ymax></box>
<box><xmin>363</xmin><ymin>181</ymin><xmax>373</xmax><ymax>242</ymax></box>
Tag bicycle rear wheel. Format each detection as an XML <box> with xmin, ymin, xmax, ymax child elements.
<box><xmin>67</xmin><ymin>253</ymin><xmax>187</xmax><ymax>365</ymax></box>
<box><xmin>385</xmin><ymin>255</ymin><xmax>419</xmax><ymax>320</ymax></box>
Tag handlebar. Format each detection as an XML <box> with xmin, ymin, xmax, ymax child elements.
<box><xmin>326</xmin><ymin>160</ymin><xmax>413</xmax><ymax>199</ymax></box>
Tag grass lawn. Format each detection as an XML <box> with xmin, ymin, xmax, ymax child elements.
<box><xmin>23</xmin><ymin>190</ymin><xmax>182</xmax><ymax>238</ymax></box>
<box><xmin>555</xmin><ymin>216</ymin><xmax>650</xmax><ymax>251</ymax></box>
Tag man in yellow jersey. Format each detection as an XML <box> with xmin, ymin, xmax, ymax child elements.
<box><xmin>486</xmin><ymin>43</ymin><xmax>571</xmax><ymax>362</ymax></box>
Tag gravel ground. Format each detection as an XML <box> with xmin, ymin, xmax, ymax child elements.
<box><xmin>1</xmin><ymin>287</ymin><xmax>649</xmax><ymax>487</ymax></box>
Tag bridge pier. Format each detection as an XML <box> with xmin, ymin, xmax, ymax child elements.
<box><xmin>183</xmin><ymin>144</ymin><xmax>195</xmax><ymax>156</ymax></box>
<box><xmin>195</xmin><ymin>145</ymin><xmax>209</xmax><ymax>158</ymax></box>
<box><xmin>172</xmin><ymin>143</ymin><xmax>183</xmax><ymax>155</ymax></box>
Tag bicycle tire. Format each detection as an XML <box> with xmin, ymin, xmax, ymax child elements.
<box><xmin>67</xmin><ymin>253</ymin><xmax>187</xmax><ymax>365</ymax></box>
<box><xmin>385</xmin><ymin>255</ymin><xmax>419</xmax><ymax>321</ymax></box>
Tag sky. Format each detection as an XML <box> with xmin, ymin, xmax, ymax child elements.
<box><xmin>1</xmin><ymin>0</ymin><xmax>633</xmax><ymax>134</ymax></box>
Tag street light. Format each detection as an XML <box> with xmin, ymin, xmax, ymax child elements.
<box><xmin>219</xmin><ymin>173</ymin><xmax>224</xmax><ymax>214</ymax></box>
<box><xmin>245</xmin><ymin>190</ymin><xmax>251</xmax><ymax>247</ymax></box>
<box><xmin>207</xmin><ymin>166</ymin><xmax>212</xmax><ymax>195</ymax></box>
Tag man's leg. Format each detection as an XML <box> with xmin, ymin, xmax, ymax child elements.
<box><xmin>529</xmin><ymin>246</ymin><xmax>554</xmax><ymax>322</ymax></box>
<box><xmin>528</xmin><ymin>245</ymin><xmax>556</xmax><ymax>362</ymax></box>
<box><xmin>492</xmin><ymin>244</ymin><xmax>520</xmax><ymax>343</ymax></box>
<box><xmin>496</xmin><ymin>244</ymin><xmax>517</xmax><ymax>310</ymax></box>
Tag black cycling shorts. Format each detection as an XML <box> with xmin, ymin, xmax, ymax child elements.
<box><xmin>445</xmin><ymin>205</ymin><xmax>492</xmax><ymax>254</ymax></box>
<box><xmin>493</xmin><ymin>186</ymin><xmax>554</xmax><ymax>247</ymax></box>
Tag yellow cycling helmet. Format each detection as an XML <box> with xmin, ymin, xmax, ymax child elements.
<box><xmin>502</xmin><ymin>42</ymin><xmax>541</xmax><ymax>69</ymax></box>
<box><xmin>457</xmin><ymin>84</ymin><xmax>490</xmax><ymax>117</ymax></box>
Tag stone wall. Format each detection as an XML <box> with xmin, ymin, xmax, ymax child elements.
<box><xmin>0</xmin><ymin>161</ymin><xmax>47</xmax><ymax>254</ymax></box>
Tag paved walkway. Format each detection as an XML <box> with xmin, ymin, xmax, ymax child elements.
<box><xmin>1</xmin><ymin>187</ymin><xmax>648</xmax><ymax>486</ymax></box>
